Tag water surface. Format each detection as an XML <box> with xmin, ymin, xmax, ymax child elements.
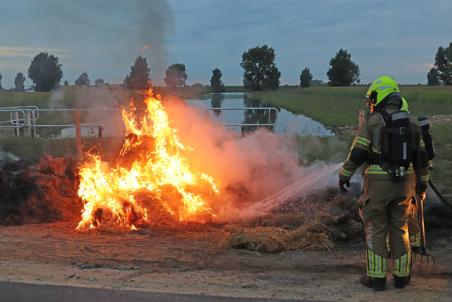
<box><xmin>187</xmin><ymin>92</ymin><xmax>334</xmax><ymax>136</ymax></box>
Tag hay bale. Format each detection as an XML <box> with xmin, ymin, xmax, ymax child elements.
<box><xmin>287</xmin><ymin>225</ymin><xmax>333</xmax><ymax>251</ymax></box>
<box><xmin>228</xmin><ymin>226</ymin><xmax>289</xmax><ymax>253</ymax></box>
<box><xmin>0</xmin><ymin>155</ymin><xmax>81</xmax><ymax>225</ymax></box>
<box><xmin>227</xmin><ymin>222</ymin><xmax>333</xmax><ymax>253</ymax></box>
<box><xmin>224</xmin><ymin>189</ymin><xmax>366</xmax><ymax>253</ymax></box>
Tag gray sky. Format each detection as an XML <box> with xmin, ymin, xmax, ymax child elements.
<box><xmin>1</xmin><ymin>0</ymin><xmax>451</xmax><ymax>87</ymax></box>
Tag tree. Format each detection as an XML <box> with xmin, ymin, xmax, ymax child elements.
<box><xmin>240</xmin><ymin>45</ymin><xmax>281</xmax><ymax>90</ymax></box>
<box><xmin>75</xmin><ymin>72</ymin><xmax>90</xmax><ymax>86</ymax></box>
<box><xmin>64</xmin><ymin>80</ymin><xmax>69</xmax><ymax>86</ymax></box>
<box><xmin>164</xmin><ymin>64</ymin><xmax>187</xmax><ymax>88</ymax></box>
<box><xmin>327</xmin><ymin>49</ymin><xmax>360</xmax><ymax>86</ymax></box>
<box><xmin>433</xmin><ymin>43</ymin><xmax>452</xmax><ymax>85</ymax></box>
<box><xmin>210</xmin><ymin>68</ymin><xmax>225</xmax><ymax>92</ymax></box>
<box><xmin>28</xmin><ymin>52</ymin><xmax>63</xmax><ymax>91</ymax></box>
<box><xmin>299</xmin><ymin>68</ymin><xmax>313</xmax><ymax>88</ymax></box>
<box><xmin>95</xmin><ymin>79</ymin><xmax>105</xmax><ymax>87</ymax></box>
<box><xmin>0</xmin><ymin>74</ymin><xmax>3</xmax><ymax>90</ymax></box>
<box><xmin>427</xmin><ymin>68</ymin><xmax>440</xmax><ymax>86</ymax></box>
<box><xmin>124</xmin><ymin>56</ymin><xmax>150</xmax><ymax>90</ymax></box>
<box><xmin>14</xmin><ymin>73</ymin><xmax>26</xmax><ymax>91</ymax></box>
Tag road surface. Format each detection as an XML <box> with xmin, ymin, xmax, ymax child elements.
<box><xmin>0</xmin><ymin>281</ymin><xmax>316</xmax><ymax>302</ymax></box>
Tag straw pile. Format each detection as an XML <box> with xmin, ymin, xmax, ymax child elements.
<box><xmin>0</xmin><ymin>155</ymin><xmax>81</xmax><ymax>225</ymax></box>
<box><xmin>225</xmin><ymin>188</ymin><xmax>363</xmax><ymax>253</ymax></box>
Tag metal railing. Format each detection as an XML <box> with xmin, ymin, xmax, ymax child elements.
<box><xmin>0</xmin><ymin>106</ymin><xmax>278</xmax><ymax>138</ymax></box>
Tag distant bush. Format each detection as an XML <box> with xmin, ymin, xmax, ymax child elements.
<box><xmin>28</xmin><ymin>52</ymin><xmax>63</xmax><ymax>91</ymax></box>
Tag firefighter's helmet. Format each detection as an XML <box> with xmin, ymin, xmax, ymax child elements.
<box><xmin>366</xmin><ymin>75</ymin><xmax>400</xmax><ymax>107</ymax></box>
<box><xmin>401</xmin><ymin>97</ymin><xmax>409</xmax><ymax>112</ymax></box>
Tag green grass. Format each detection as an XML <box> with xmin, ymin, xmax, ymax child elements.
<box><xmin>295</xmin><ymin>135</ymin><xmax>351</xmax><ymax>164</ymax></box>
<box><xmin>0</xmin><ymin>91</ymin><xmax>53</xmax><ymax>108</ymax></box>
<box><xmin>252</xmin><ymin>86</ymin><xmax>452</xmax><ymax>127</ymax></box>
<box><xmin>154</xmin><ymin>85</ymin><xmax>209</xmax><ymax>99</ymax></box>
<box><xmin>428</xmin><ymin>124</ymin><xmax>452</xmax><ymax>197</ymax></box>
<box><xmin>0</xmin><ymin>136</ymin><xmax>122</xmax><ymax>163</ymax></box>
<box><xmin>0</xmin><ymin>85</ymin><xmax>209</xmax><ymax>109</ymax></box>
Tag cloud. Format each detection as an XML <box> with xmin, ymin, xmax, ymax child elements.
<box><xmin>0</xmin><ymin>47</ymin><xmax>72</xmax><ymax>59</ymax></box>
<box><xmin>167</xmin><ymin>0</ymin><xmax>452</xmax><ymax>85</ymax></box>
<box><xmin>0</xmin><ymin>0</ymin><xmax>173</xmax><ymax>86</ymax></box>
<box><xmin>1</xmin><ymin>0</ymin><xmax>452</xmax><ymax>86</ymax></box>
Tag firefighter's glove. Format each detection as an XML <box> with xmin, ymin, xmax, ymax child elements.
<box><xmin>418</xmin><ymin>191</ymin><xmax>427</xmax><ymax>202</ymax></box>
<box><xmin>416</xmin><ymin>182</ymin><xmax>428</xmax><ymax>196</ymax></box>
<box><xmin>339</xmin><ymin>178</ymin><xmax>350</xmax><ymax>193</ymax></box>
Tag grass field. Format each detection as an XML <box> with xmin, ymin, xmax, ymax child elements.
<box><xmin>427</xmin><ymin>123</ymin><xmax>452</xmax><ymax>197</ymax></box>
<box><xmin>252</xmin><ymin>85</ymin><xmax>452</xmax><ymax>127</ymax></box>
<box><xmin>0</xmin><ymin>85</ymin><xmax>209</xmax><ymax>108</ymax></box>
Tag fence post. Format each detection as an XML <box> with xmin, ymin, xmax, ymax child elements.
<box><xmin>358</xmin><ymin>109</ymin><xmax>365</xmax><ymax>129</ymax></box>
<box><xmin>25</xmin><ymin>111</ymin><xmax>32</xmax><ymax>137</ymax></box>
<box><xmin>98</xmin><ymin>126</ymin><xmax>103</xmax><ymax>138</ymax></box>
<box><xmin>74</xmin><ymin>110</ymin><xmax>83</xmax><ymax>159</ymax></box>
<box><xmin>14</xmin><ymin>112</ymin><xmax>20</xmax><ymax>136</ymax></box>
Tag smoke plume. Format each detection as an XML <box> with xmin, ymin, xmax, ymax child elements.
<box><xmin>163</xmin><ymin>99</ymin><xmax>339</xmax><ymax>222</ymax></box>
<box><xmin>17</xmin><ymin>0</ymin><xmax>173</xmax><ymax>83</ymax></box>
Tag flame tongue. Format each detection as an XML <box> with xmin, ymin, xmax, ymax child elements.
<box><xmin>76</xmin><ymin>89</ymin><xmax>219</xmax><ymax>231</ymax></box>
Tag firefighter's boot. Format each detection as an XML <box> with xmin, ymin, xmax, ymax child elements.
<box><xmin>394</xmin><ymin>275</ymin><xmax>411</xmax><ymax>289</ymax></box>
<box><xmin>360</xmin><ymin>275</ymin><xmax>387</xmax><ymax>291</ymax></box>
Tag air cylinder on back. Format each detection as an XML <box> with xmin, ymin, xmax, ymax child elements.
<box><xmin>385</xmin><ymin>111</ymin><xmax>412</xmax><ymax>168</ymax></box>
<box><xmin>418</xmin><ymin>117</ymin><xmax>435</xmax><ymax>160</ymax></box>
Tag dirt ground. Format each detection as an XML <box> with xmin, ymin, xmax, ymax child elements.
<box><xmin>0</xmin><ymin>221</ymin><xmax>451</xmax><ymax>301</ymax></box>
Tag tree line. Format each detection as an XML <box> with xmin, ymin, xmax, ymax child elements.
<box><xmin>1</xmin><ymin>42</ymin><xmax>449</xmax><ymax>92</ymax></box>
<box><xmin>0</xmin><ymin>53</ymin><xmax>192</xmax><ymax>92</ymax></box>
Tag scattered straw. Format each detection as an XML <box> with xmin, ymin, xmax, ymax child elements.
<box><xmin>226</xmin><ymin>222</ymin><xmax>333</xmax><ymax>253</ymax></box>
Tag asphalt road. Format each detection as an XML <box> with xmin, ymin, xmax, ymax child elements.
<box><xmin>0</xmin><ymin>281</ymin><xmax>317</xmax><ymax>302</ymax></box>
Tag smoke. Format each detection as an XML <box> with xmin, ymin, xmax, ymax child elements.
<box><xmin>17</xmin><ymin>0</ymin><xmax>174</xmax><ymax>83</ymax></box>
<box><xmin>163</xmin><ymin>99</ymin><xmax>340</xmax><ymax>222</ymax></box>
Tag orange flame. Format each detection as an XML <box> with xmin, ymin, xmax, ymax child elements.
<box><xmin>76</xmin><ymin>89</ymin><xmax>219</xmax><ymax>230</ymax></box>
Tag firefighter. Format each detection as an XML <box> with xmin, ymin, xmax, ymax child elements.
<box><xmin>338</xmin><ymin>75</ymin><xmax>429</xmax><ymax>291</ymax></box>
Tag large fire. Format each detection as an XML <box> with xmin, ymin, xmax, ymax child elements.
<box><xmin>76</xmin><ymin>89</ymin><xmax>219</xmax><ymax>230</ymax></box>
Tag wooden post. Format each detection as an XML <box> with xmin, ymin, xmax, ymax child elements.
<box><xmin>98</xmin><ymin>126</ymin><xmax>103</xmax><ymax>138</ymax></box>
<box><xmin>358</xmin><ymin>109</ymin><xmax>365</xmax><ymax>129</ymax></box>
<box><xmin>14</xmin><ymin>112</ymin><xmax>20</xmax><ymax>136</ymax></box>
<box><xmin>74</xmin><ymin>110</ymin><xmax>83</xmax><ymax>159</ymax></box>
<box><xmin>25</xmin><ymin>111</ymin><xmax>32</xmax><ymax>137</ymax></box>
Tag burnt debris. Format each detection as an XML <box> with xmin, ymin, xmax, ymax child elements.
<box><xmin>0</xmin><ymin>155</ymin><xmax>81</xmax><ymax>225</ymax></box>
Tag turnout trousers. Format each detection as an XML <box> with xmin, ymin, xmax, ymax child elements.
<box><xmin>359</xmin><ymin>171</ymin><xmax>416</xmax><ymax>278</ymax></box>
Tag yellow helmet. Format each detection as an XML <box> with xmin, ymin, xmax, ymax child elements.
<box><xmin>366</xmin><ymin>75</ymin><xmax>400</xmax><ymax>107</ymax></box>
<box><xmin>401</xmin><ymin>97</ymin><xmax>409</xmax><ymax>112</ymax></box>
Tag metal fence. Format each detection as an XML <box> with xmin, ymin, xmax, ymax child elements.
<box><xmin>0</xmin><ymin>106</ymin><xmax>278</xmax><ymax>138</ymax></box>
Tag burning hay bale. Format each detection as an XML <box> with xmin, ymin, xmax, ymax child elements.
<box><xmin>0</xmin><ymin>155</ymin><xmax>81</xmax><ymax>225</ymax></box>
<box><xmin>75</xmin><ymin>89</ymin><xmax>220</xmax><ymax>231</ymax></box>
